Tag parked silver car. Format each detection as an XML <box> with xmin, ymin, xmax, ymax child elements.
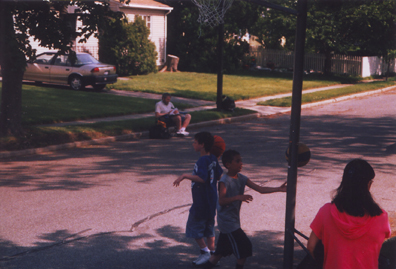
<box><xmin>24</xmin><ymin>52</ymin><xmax>118</xmax><ymax>91</ymax></box>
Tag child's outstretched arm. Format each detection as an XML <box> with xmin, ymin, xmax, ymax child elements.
<box><xmin>173</xmin><ymin>174</ymin><xmax>205</xmax><ymax>187</ymax></box>
<box><xmin>307</xmin><ymin>231</ymin><xmax>320</xmax><ymax>259</ymax></box>
<box><xmin>218</xmin><ymin>182</ymin><xmax>253</xmax><ymax>206</ymax></box>
<box><xmin>246</xmin><ymin>179</ymin><xmax>287</xmax><ymax>194</ymax></box>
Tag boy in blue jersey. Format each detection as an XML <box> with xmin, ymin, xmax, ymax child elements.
<box><xmin>173</xmin><ymin>132</ymin><xmax>223</xmax><ymax>266</ymax></box>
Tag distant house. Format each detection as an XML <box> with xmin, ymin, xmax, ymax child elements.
<box><xmin>29</xmin><ymin>0</ymin><xmax>173</xmax><ymax>67</ymax></box>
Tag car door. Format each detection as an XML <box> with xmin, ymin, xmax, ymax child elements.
<box><xmin>49</xmin><ymin>54</ymin><xmax>74</xmax><ymax>85</ymax></box>
<box><xmin>24</xmin><ymin>53</ymin><xmax>54</xmax><ymax>82</ymax></box>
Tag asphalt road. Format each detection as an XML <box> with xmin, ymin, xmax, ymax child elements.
<box><xmin>1</xmin><ymin>89</ymin><xmax>395</xmax><ymax>269</ymax></box>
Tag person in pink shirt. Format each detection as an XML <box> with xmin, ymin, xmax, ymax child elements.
<box><xmin>307</xmin><ymin>159</ymin><xmax>391</xmax><ymax>269</ymax></box>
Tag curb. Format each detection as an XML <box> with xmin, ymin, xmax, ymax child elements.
<box><xmin>0</xmin><ymin>132</ymin><xmax>145</xmax><ymax>159</ymax></box>
<box><xmin>0</xmin><ymin>113</ymin><xmax>261</xmax><ymax>159</ymax></box>
<box><xmin>301</xmin><ymin>85</ymin><xmax>396</xmax><ymax>109</ymax></box>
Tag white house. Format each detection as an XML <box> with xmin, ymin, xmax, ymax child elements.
<box><xmin>29</xmin><ymin>0</ymin><xmax>173</xmax><ymax>67</ymax></box>
<box><xmin>115</xmin><ymin>0</ymin><xmax>173</xmax><ymax>66</ymax></box>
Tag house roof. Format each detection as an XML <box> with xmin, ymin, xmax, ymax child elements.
<box><xmin>113</xmin><ymin>0</ymin><xmax>173</xmax><ymax>11</ymax></box>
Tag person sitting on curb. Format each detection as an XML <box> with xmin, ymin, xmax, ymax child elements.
<box><xmin>155</xmin><ymin>93</ymin><xmax>191</xmax><ymax>136</ymax></box>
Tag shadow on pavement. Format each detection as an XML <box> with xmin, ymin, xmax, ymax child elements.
<box><xmin>1</xmin><ymin>113</ymin><xmax>394</xmax><ymax>191</ymax></box>
<box><xmin>0</xmin><ymin>226</ymin><xmax>299</xmax><ymax>269</ymax></box>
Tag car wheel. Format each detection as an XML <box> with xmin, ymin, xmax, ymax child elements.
<box><xmin>93</xmin><ymin>84</ymin><xmax>106</xmax><ymax>91</ymax></box>
<box><xmin>69</xmin><ymin>76</ymin><xmax>85</xmax><ymax>91</ymax></box>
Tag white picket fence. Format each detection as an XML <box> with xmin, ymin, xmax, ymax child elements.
<box><xmin>249</xmin><ymin>48</ymin><xmax>396</xmax><ymax>77</ymax></box>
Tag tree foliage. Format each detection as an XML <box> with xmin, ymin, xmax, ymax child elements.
<box><xmin>99</xmin><ymin>16</ymin><xmax>157</xmax><ymax>76</ymax></box>
<box><xmin>163</xmin><ymin>1</ymin><xmax>262</xmax><ymax>73</ymax></box>
<box><xmin>250</xmin><ymin>0</ymin><xmax>297</xmax><ymax>51</ymax></box>
<box><xmin>305</xmin><ymin>0</ymin><xmax>396</xmax><ymax>73</ymax></box>
<box><xmin>344</xmin><ymin>0</ymin><xmax>396</xmax><ymax>57</ymax></box>
<box><xmin>248</xmin><ymin>0</ymin><xmax>396</xmax><ymax>74</ymax></box>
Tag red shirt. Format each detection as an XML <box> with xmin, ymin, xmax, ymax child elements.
<box><xmin>310</xmin><ymin>203</ymin><xmax>391</xmax><ymax>269</ymax></box>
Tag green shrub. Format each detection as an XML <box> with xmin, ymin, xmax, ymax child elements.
<box><xmin>99</xmin><ymin>16</ymin><xmax>157</xmax><ymax>76</ymax></box>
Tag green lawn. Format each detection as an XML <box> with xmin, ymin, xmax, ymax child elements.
<box><xmin>112</xmin><ymin>71</ymin><xmax>356</xmax><ymax>101</ymax></box>
<box><xmin>258</xmin><ymin>80</ymin><xmax>396</xmax><ymax>107</ymax></box>
<box><xmin>5</xmin><ymin>84</ymin><xmax>191</xmax><ymax>125</ymax></box>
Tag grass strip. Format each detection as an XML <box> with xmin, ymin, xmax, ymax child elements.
<box><xmin>0</xmin><ymin>108</ymin><xmax>255</xmax><ymax>151</ymax></box>
<box><xmin>258</xmin><ymin>80</ymin><xmax>396</xmax><ymax>107</ymax></box>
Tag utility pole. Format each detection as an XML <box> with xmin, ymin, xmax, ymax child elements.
<box><xmin>283</xmin><ymin>0</ymin><xmax>308</xmax><ymax>268</ymax></box>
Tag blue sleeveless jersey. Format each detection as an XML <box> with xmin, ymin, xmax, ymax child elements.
<box><xmin>190</xmin><ymin>154</ymin><xmax>223</xmax><ymax>220</ymax></box>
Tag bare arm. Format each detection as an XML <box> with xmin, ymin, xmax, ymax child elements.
<box><xmin>155</xmin><ymin>105</ymin><xmax>178</xmax><ymax>118</ymax></box>
<box><xmin>218</xmin><ymin>182</ymin><xmax>253</xmax><ymax>206</ymax></box>
<box><xmin>246</xmin><ymin>179</ymin><xmax>287</xmax><ymax>194</ymax></box>
<box><xmin>173</xmin><ymin>174</ymin><xmax>205</xmax><ymax>186</ymax></box>
<box><xmin>155</xmin><ymin>111</ymin><xmax>171</xmax><ymax>118</ymax></box>
<box><xmin>307</xmin><ymin>231</ymin><xmax>320</xmax><ymax>259</ymax></box>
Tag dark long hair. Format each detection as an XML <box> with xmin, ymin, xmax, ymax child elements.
<box><xmin>332</xmin><ymin>159</ymin><xmax>383</xmax><ymax>217</ymax></box>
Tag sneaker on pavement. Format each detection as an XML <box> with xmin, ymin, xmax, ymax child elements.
<box><xmin>176</xmin><ymin>130</ymin><xmax>189</xmax><ymax>136</ymax></box>
<box><xmin>192</xmin><ymin>250</ymin><xmax>211</xmax><ymax>266</ymax></box>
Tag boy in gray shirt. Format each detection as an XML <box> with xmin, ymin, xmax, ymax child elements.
<box><xmin>204</xmin><ymin>149</ymin><xmax>287</xmax><ymax>269</ymax></box>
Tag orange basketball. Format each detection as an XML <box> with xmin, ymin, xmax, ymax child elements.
<box><xmin>285</xmin><ymin>142</ymin><xmax>311</xmax><ymax>167</ymax></box>
<box><xmin>210</xmin><ymin>135</ymin><xmax>226</xmax><ymax>158</ymax></box>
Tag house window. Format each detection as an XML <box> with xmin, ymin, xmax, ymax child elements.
<box><xmin>143</xmin><ymin>15</ymin><xmax>151</xmax><ymax>31</ymax></box>
<box><xmin>135</xmin><ymin>15</ymin><xmax>151</xmax><ymax>32</ymax></box>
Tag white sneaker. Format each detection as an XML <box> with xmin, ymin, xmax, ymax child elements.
<box><xmin>176</xmin><ymin>130</ymin><xmax>189</xmax><ymax>136</ymax></box>
<box><xmin>192</xmin><ymin>250</ymin><xmax>210</xmax><ymax>265</ymax></box>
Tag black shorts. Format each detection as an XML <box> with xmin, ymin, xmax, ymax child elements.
<box><xmin>214</xmin><ymin>228</ymin><xmax>252</xmax><ymax>259</ymax></box>
<box><xmin>158</xmin><ymin>113</ymin><xmax>186</xmax><ymax>127</ymax></box>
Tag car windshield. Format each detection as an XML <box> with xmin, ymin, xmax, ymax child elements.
<box><xmin>34</xmin><ymin>53</ymin><xmax>56</xmax><ymax>64</ymax></box>
<box><xmin>75</xmin><ymin>54</ymin><xmax>100</xmax><ymax>65</ymax></box>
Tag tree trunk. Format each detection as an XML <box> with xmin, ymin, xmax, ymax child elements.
<box><xmin>0</xmin><ymin>68</ymin><xmax>24</xmax><ymax>137</ymax></box>
<box><xmin>0</xmin><ymin>2</ymin><xmax>25</xmax><ymax>136</ymax></box>
<box><xmin>160</xmin><ymin>54</ymin><xmax>179</xmax><ymax>72</ymax></box>
<box><xmin>323</xmin><ymin>50</ymin><xmax>332</xmax><ymax>75</ymax></box>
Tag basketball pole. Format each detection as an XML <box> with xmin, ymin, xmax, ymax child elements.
<box><xmin>283</xmin><ymin>0</ymin><xmax>307</xmax><ymax>268</ymax></box>
<box><xmin>217</xmin><ymin>22</ymin><xmax>224</xmax><ymax>110</ymax></box>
